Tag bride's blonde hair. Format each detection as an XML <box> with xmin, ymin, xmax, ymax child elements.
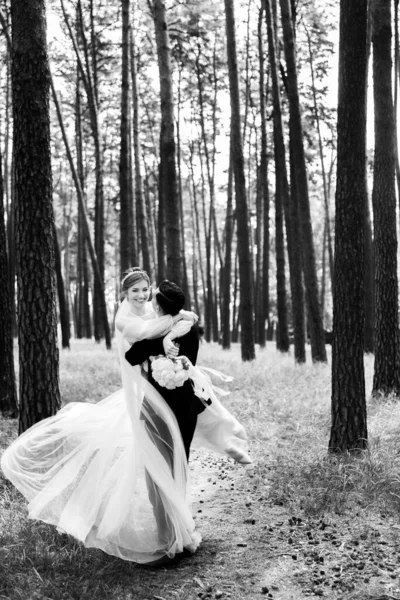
<box><xmin>120</xmin><ymin>267</ymin><xmax>151</xmax><ymax>301</ymax></box>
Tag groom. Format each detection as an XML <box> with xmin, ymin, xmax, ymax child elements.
<box><xmin>125</xmin><ymin>280</ymin><xmax>207</xmax><ymax>460</ymax></box>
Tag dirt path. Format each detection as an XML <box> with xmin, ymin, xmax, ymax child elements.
<box><xmin>171</xmin><ymin>450</ymin><xmax>400</xmax><ymax>600</ymax></box>
<box><xmin>2</xmin><ymin>433</ymin><xmax>400</xmax><ymax>600</ymax></box>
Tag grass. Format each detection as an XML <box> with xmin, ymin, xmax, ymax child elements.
<box><xmin>198</xmin><ymin>343</ymin><xmax>400</xmax><ymax>516</ymax></box>
<box><xmin>2</xmin><ymin>340</ymin><xmax>400</xmax><ymax>599</ymax></box>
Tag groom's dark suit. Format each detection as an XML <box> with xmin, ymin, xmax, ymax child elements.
<box><xmin>125</xmin><ymin>326</ymin><xmax>206</xmax><ymax>460</ymax></box>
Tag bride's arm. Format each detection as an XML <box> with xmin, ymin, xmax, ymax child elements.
<box><xmin>115</xmin><ymin>307</ymin><xmax>182</xmax><ymax>344</ymax></box>
<box><xmin>115</xmin><ymin>301</ymin><xmax>199</xmax><ymax>345</ymax></box>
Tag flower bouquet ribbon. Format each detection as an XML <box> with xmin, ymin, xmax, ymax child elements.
<box><xmin>187</xmin><ymin>364</ymin><xmax>233</xmax><ymax>407</ymax></box>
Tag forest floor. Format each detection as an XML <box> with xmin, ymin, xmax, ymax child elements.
<box><xmin>2</xmin><ymin>341</ymin><xmax>400</xmax><ymax>600</ymax></box>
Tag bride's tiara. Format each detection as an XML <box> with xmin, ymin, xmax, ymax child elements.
<box><xmin>121</xmin><ymin>270</ymin><xmax>148</xmax><ymax>286</ymax></box>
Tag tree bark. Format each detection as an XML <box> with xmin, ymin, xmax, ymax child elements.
<box><xmin>195</xmin><ymin>42</ymin><xmax>220</xmax><ymax>341</ymax></box>
<box><xmin>320</xmin><ymin>219</ymin><xmax>327</xmax><ymax>322</ymax></box>
<box><xmin>51</xmin><ymin>75</ymin><xmax>111</xmax><ymax>349</ymax></box>
<box><xmin>394</xmin><ymin>0</ymin><xmax>400</xmax><ymax>206</ymax></box>
<box><xmin>257</xmin><ymin>4</ymin><xmax>267</xmax><ymax>348</ymax></box>
<box><xmin>224</xmin><ymin>0</ymin><xmax>255</xmax><ymax>361</ymax></box>
<box><xmin>152</xmin><ymin>0</ymin><xmax>183</xmax><ymax>284</ymax></box>
<box><xmin>62</xmin><ymin>0</ymin><xmax>106</xmax><ymax>342</ymax></box>
<box><xmin>0</xmin><ymin>135</ymin><xmax>17</xmax><ymax>417</ymax></box>
<box><xmin>12</xmin><ymin>0</ymin><xmax>60</xmax><ymax>431</ymax></box>
<box><xmin>265</xmin><ymin>0</ymin><xmax>305</xmax><ymax>361</ymax></box>
<box><xmin>364</xmin><ymin>192</ymin><xmax>374</xmax><ymax>353</ymax></box>
<box><xmin>75</xmin><ymin>73</ymin><xmax>91</xmax><ymax>339</ymax></box>
<box><xmin>304</xmin><ymin>23</ymin><xmax>334</xmax><ymax>285</ymax></box>
<box><xmin>53</xmin><ymin>224</ymin><xmax>70</xmax><ymax>349</ymax></box>
<box><xmin>0</xmin><ymin>27</ymin><xmax>17</xmax><ymax>340</ymax></box>
<box><xmin>119</xmin><ymin>0</ymin><xmax>135</xmax><ymax>275</ymax></box>
<box><xmin>176</xmin><ymin>58</ymin><xmax>190</xmax><ymax>305</ymax></box>
<box><xmin>371</xmin><ymin>0</ymin><xmax>400</xmax><ymax>395</ymax></box>
<box><xmin>279</xmin><ymin>0</ymin><xmax>326</xmax><ymax>362</ymax></box>
<box><xmin>130</xmin><ymin>30</ymin><xmax>151</xmax><ymax>281</ymax></box>
<box><xmin>188</xmin><ymin>138</ymin><xmax>206</xmax><ymax>317</ymax></box>
<box><xmin>198</xmin><ymin>139</ymin><xmax>214</xmax><ymax>342</ymax></box>
<box><xmin>329</xmin><ymin>0</ymin><xmax>368</xmax><ymax>452</ymax></box>
<box><xmin>222</xmin><ymin>149</ymin><xmax>234</xmax><ymax>350</ymax></box>
<box><xmin>274</xmin><ymin>132</ymin><xmax>290</xmax><ymax>353</ymax></box>
<box><xmin>231</xmin><ymin>248</ymin><xmax>239</xmax><ymax>343</ymax></box>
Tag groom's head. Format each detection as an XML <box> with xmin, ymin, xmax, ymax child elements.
<box><xmin>154</xmin><ymin>280</ymin><xmax>185</xmax><ymax>315</ymax></box>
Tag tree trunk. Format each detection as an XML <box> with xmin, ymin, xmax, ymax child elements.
<box><xmin>54</xmin><ymin>224</ymin><xmax>70</xmax><ymax>349</ymax></box>
<box><xmin>304</xmin><ymin>23</ymin><xmax>334</xmax><ymax>285</ymax></box>
<box><xmin>257</xmin><ymin>4</ymin><xmax>267</xmax><ymax>348</ymax></box>
<box><xmin>188</xmin><ymin>176</ymin><xmax>201</xmax><ymax>319</ymax></box>
<box><xmin>75</xmin><ymin>73</ymin><xmax>91</xmax><ymax>339</ymax></box>
<box><xmin>262</xmin><ymin>166</ymin><xmax>271</xmax><ymax>343</ymax></box>
<box><xmin>70</xmin><ymin>4</ymin><xmax>109</xmax><ymax>337</ymax></box>
<box><xmin>2</xmin><ymin>36</ymin><xmax>16</xmax><ymax>340</ymax></box>
<box><xmin>364</xmin><ymin>192</ymin><xmax>374</xmax><ymax>353</ymax></box>
<box><xmin>143</xmin><ymin>160</ymin><xmax>158</xmax><ymax>272</ymax></box>
<box><xmin>222</xmin><ymin>150</ymin><xmax>234</xmax><ymax>350</ymax></box>
<box><xmin>152</xmin><ymin>0</ymin><xmax>182</xmax><ymax>284</ymax></box>
<box><xmin>62</xmin><ymin>190</ymin><xmax>72</xmax><ymax>340</ymax></box>
<box><xmin>274</xmin><ymin>133</ymin><xmax>290</xmax><ymax>353</ymax></box>
<box><xmin>265</xmin><ymin>0</ymin><xmax>305</xmax><ymax>361</ymax></box>
<box><xmin>119</xmin><ymin>0</ymin><xmax>134</xmax><ymax>275</ymax></box>
<box><xmin>196</xmin><ymin>41</ymin><xmax>221</xmax><ymax>340</ymax></box>
<box><xmin>288</xmin><ymin>131</ymin><xmax>306</xmax><ymax>360</ymax></box>
<box><xmin>199</xmin><ymin>140</ymin><xmax>214</xmax><ymax>343</ymax></box>
<box><xmin>320</xmin><ymin>219</ymin><xmax>326</xmax><ymax>322</ymax></box>
<box><xmin>7</xmin><ymin>155</ymin><xmax>16</xmax><ymax>339</ymax></box>
<box><xmin>188</xmin><ymin>140</ymin><xmax>206</xmax><ymax>319</ymax></box>
<box><xmin>394</xmin><ymin>0</ymin><xmax>400</xmax><ymax>206</ymax></box>
<box><xmin>371</xmin><ymin>0</ymin><xmax>400</xmax><ymax>396</ymax></box>
<box><xmin>12</xmin><ymin>0</ymin><xmax>60</xmax><ymax>432</ymax></box>
<box><xmin>279</xmin><ymin>0</ymin><xmax>326</xmax><ymax>362</ymax></box>
<box><xmin>0</xmin><ymin>136</ymin><xmax>17</xmax><ymax>417</ymax></box>
<box><xmin>157</xmin><ymin>158</ymin><xmax>166</xmax><ymax>281</ymax></box>
<box><xmin>329</xmin><ymin>0</ymin><xmax>368</xmax><ymax>452</ymax></box>
<box><xmin>224</xmin><ymin>0</ymin><xmax>255</xmax><ymax>361</ymax></box>
<box><xmin>51</xmin><ymin>75</ymin><xmax>111</xmax><ymax>349</ymax></box>
<box><xmin>195</xmin><ymin>51</ymin><xmax>214</xmax><ymax>341</ymax></box>
<box><xmin>175</xmin><ymin>59</ymin><xmax>190</xmax><ymax>305</ymax></box>
<box><xmin>130</xmin><ymin>26</ymin><xmax>151</xmax><ymax>279</ymax></box>
<box><xmin>62</xmin><ymin>0</ymin><xmax>107</xmax><ymax>342</ymax></box>
<box><xmin>231</xmin><ymin>248</ymin><xmax>239</xmax><ymax>343</ymax></box>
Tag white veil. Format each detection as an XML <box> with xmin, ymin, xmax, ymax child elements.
<box><xmin>1</xmin><ymin>300</ymin><xmax>200</xmax><ymax>563</ymax></box>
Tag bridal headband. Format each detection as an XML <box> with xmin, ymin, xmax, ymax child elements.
<box><xmin>121</xmin><ymin>270</ymin><xmax>149</xmax><ymax>286</ymax></box>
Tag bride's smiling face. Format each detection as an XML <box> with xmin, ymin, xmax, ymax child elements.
<box><xmin>127</xmin><ymin>279</ymin><xmax>150</xmax><ymax>313</ymax></box>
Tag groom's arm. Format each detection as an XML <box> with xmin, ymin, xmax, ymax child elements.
<box><xmin>125</xmin><ymin>337</ymin><xmax>165</xmax><ymax>366</ymax></box>
<box><xmin>125</xmin><ymin>326</ymin><xmax>200</xmax><ymax>366</ymax></box>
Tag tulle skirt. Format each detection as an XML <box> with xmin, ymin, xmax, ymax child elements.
<box><xmin>1</xmin><ymin>337</ymin><xmax>251</xmax><ymax>563</ymax></box>
<box><xmin>1</xmin><ymin>382</ymin><xmax>200</xmax><ymax>563</ymax></box>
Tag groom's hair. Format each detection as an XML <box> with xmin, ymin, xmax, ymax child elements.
<box><xmin>156</xmin><ymin>280</ymin><xmax>185</xmax><ymax>315</ymax></box>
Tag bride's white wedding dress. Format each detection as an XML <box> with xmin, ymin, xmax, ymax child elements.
<box><xmin>1</xmin><ymin>300</ymin><xmax>251</xmax><ymax>564</ymax></box>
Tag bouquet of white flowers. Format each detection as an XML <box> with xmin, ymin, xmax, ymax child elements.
<box><xmin>150</xmin><ymin>355</ymin><xmax>191</xmax><ymax>390</ymax></box>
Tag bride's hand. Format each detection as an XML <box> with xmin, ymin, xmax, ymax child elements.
<box><xmin>179</xmin><ymin>309</ymin><xmax>199</xmax><ymax>324</ymax></box>
<box><xmin>169</xmin><ymin>320</ymin><xmax>193</xmax><ymax>340</ymax></box>
<box><xmin>163</xmin><ymin>336</ymin><xmax>179</xmax><ymax>357</ymax></box>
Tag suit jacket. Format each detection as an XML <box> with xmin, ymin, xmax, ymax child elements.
<box><xmin>125</xmin><ymin>326</ymin><xmax>206</xmax><ymax>438</ymax></box>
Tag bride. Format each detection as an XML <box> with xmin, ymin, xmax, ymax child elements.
<box><xmin>1</xmin><ymin>267</ymin><xmax>251</xmax><ymax>565</ymax></box>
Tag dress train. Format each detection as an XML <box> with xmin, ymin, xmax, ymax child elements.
<box><xmin>1</xmin><ymin>301</ymin><xmax>250</xmax><ymax>562</ymax></box>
